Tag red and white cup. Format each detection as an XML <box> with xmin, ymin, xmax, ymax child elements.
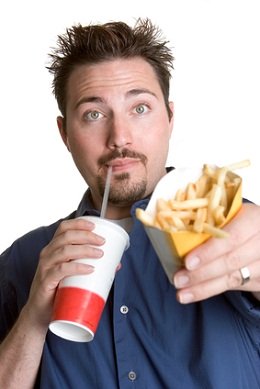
<box><xmin>49</xmin><ymin>216</ymin><xmax>129</xmax><ymax>342</ymax></box>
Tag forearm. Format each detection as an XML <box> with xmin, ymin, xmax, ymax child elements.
<box><xmin>0</xmin><ymin>306</ymin><xmax>48</xmax><ymax>389</ymax></box>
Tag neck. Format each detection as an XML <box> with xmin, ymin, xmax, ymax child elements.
<box><xmin>104</xmin><ymin>204</ymin><xmax>133</xmax><ymax>219</ymax></box>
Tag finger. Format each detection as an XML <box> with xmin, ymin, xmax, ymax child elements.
<box><xmin>176</xmin><ymin>260</ymin><xmax>260</xmax><ymax>304</ymax></box>
<box><xmin>49</xmin><ymin>243</ymin><xmax>104</xmax><ymax>266</ymax></box>
<box><xmin>116</xmin><ymin>263</ymin><xmax>122</xmax><ymax>271</ymax></box>
<box><xmin>38</xmin><ymin>261</ymin><xmax>95</xmax><ymax>293</ymax></box>
<box><xmin>185</xmin><ymin>203</ymin><xmax>260</xmax><ymax>270</ymax></box>
<box><xmin>175</xmin><ymin>275</ymin><xmax>231</xmax><ymax>304</ymax></box>
<box><xmin>54</xmin><ymin>229</ymin><xmax>105</xmax><ymax>248</ymax></box>
<box><xmin>233</xmin><ymin>261</ymin><xmax>260</xmax><ymax>292</ymax></box>
<box><xmin>176</xmin><ymin>232</ymin><xmax>260</xmax><ymax>287</ymax></box>
<box><xmin>53</xmin><ymin>260</ymin><xmax>95</xmax><ymax>282</ymax></box>
<box><xmin>53</xmin><ymin>218</ymin><xmax>96</xmax><ymax>239</ymax></box>
<box><xmin>41</xmin><ymin>226</ymin><xmax>106</xmax><ymax>264</ymax></box>
<box><xmin>176</xmin><ymin>274</ymin><xmax>226</xmax><ymax>303</ymax></box>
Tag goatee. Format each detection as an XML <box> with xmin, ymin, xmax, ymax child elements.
<box><xmin>97</xmin><ymin>171</ymin><xmax>147</xmax><ymax>206</ymax></box>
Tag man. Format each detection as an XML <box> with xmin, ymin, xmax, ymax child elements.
<box><xmin>0</xmin><ymin>18</ymin><xmax>259</xmax><ymax>388</ymax></box>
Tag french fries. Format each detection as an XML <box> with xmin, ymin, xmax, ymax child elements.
<box><xmin>136</xmin><ymin>159</ymin><xmax>250</xmax><ymax>239</ymax></box>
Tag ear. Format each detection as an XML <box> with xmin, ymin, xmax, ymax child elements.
<box><xmin>57</xmin><ymin>116</ymin><xmax>71</xmax><ymax>152</ymax></box>
<box><xmin>168</xmin><ymin>101</ymin><xmax>174</xmax><ymax>134</ymax></box>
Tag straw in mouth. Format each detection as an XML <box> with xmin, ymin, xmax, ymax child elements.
<box><xmin>100</xmin><ymin>166</ymin><xmax>113</xmax><ymax>218</ymax></box>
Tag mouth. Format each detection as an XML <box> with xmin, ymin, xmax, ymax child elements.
<box><xmin>106</xmin><ymin>158</ymin><xmax>140</xmax><ymax>173</ymax></box>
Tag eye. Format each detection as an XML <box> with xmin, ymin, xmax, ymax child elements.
<box><xmin>84</xmin><ymin>110</ymin><xmax>104</xmax><ymax>121</ymax></box>
<box><xmin>135</xmin><ymin>104</ymin><xmax>149</xmax><ymax>114</ymax></box>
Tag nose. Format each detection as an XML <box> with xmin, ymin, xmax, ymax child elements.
<box><xmin>107</xmin><ymin>115</ymin><xmax>132</xmax><ymax>150</ymax></box>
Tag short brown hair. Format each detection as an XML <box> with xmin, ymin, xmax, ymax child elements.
<box><xmin>47</xmin><ymin>18</ymin><xmax>174</xmax><ymax>118</ymax></box>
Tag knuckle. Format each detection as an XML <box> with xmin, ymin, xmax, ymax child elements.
<box><xmin>227</xmin><ymin>270</ymin><xmax>241</xmax><ymax>289</ymax></box>
<box><xmin>39</xmin><ymin>244</ymin><xmax>50</xmax><ymax>258</ymax></box>
<box><xmin>56</xmin><ymin>220</ymin><xmax>69</xmax><ymax>234</ymax></box>
<box><xmin>228</xmin><ymin>228</ymin><xmax>242</xmax><ymax>250</ymax></box>
<box><xmin>225</xmin><ymin>251</ymin><xmax>242</xmax><ymax>272</ymax></box>
<box><xmin>56</xmin><ymin>261</ymin><xmax>68</xmax><ymax>275</ymax></box>
<box><xmin>57</xmin><ymin>245</ymin><xmax>71</xmax><ymax>261</ymax></box>
<box><xmin>62</xmin><ymin>230</ymin><xmax>73</xmax><ymax>243</ymax></box>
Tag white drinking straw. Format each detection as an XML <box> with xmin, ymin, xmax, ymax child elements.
<box><xmin>100</xmin><ymin>166</ymin><xmax>113</xmax><ymax>218</ymax></box>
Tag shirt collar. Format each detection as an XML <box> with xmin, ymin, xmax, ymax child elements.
<box><xmin>75</xmin><ymin>190</ymin><xmax>100</xmax><ymax>217</ymax></box>
<box><xmin>75</xmin><ymin>167</ymin><xmax>174</xmax><ymax>217</ymax></box>
<box><xmin>75</xmin><ymin>188</ymin><xmax>149</xmax><ymax>218</ymax></box>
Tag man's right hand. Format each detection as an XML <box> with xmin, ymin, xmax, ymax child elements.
<box><xmin>23</xmin><ymin>218</ymin><xmax>105</xmax><ymax>329</ymax></box>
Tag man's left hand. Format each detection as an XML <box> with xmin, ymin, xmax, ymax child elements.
<box><xmin>173</xmin><ymin>203</ymin><xmax>260</xmax><ymax>303</ymax></box>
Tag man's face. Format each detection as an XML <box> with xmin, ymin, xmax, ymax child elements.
<box><xmin>58</xmin><ymin>57</ymin><xmax>173</xmax><ymax>216</ymax></box>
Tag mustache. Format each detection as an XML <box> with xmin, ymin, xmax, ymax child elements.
<box><xmin>98</xmin><ymin>148</ymin><xmax>147</xmax><ymax>166</ymax></box>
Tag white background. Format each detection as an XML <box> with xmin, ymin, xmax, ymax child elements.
<box><xmin>1</xmin><ymin>0</ymin><xmax>259</xmax><ymax>253</ymax></box>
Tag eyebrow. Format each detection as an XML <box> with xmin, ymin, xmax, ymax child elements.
<box><xmin>126</xmin><ymin>88</ymin><xmax>157</xmax><ymax>99</ymax></box>
<box><xmin>75</xmin><ymin>96</ymin><xmax>104</xmax><ymax>110</ymax></box>
<box><xmin>75</xmin><ymin>88</ymin><xmax>158</xmax><ymax>110</ymax></box>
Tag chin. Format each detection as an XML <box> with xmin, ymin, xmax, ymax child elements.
<box><xmin>109</xmin><ymin>179</ymin><xmax>147</xmax><ymax>205</ymax></box>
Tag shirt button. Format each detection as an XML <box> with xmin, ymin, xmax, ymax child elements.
<box><xmin>120</xmin><ymin>305</ymin><xmax>129</xmax><ymax>314</ymax></box>
<box><xmin>128</xmin><ymin>371</ymin><xmax>137</xmax><ymax>381</ymax></box>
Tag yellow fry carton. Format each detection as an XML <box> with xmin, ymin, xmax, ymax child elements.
<box><xmin>136</xmin><ymin>165</ymin><xmax>244</xmax><ymax>284</ymax></box>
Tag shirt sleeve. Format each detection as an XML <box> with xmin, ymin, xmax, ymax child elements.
<box><xmin>0</xmin><ymin>222</ymin><xmax>61</xmax><ymax>342</ymax></box>
<box><xmin>0</xmin><ymin>246</ymin><xmax>20</xmax><ymax>341</ymax></box>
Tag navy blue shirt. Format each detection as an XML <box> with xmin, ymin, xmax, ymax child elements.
<box><xmin>0</xmin><ymin>193</ymin><xmax>260</xmax><ymax>388</ymax></box>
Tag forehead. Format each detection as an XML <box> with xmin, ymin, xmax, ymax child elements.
<box><xmin>66</xmin><ymin>57</ymin><xmax>163</xmax><ymax>104</ymax></box>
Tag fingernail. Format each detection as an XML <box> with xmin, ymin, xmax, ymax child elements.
<box><xmin>174</xmin><ymin>274</ymin><xmax>189</xmax><ymax>288</ymax></box>
<box><xmin>186</xmin><ymin>256</ymin><xmax>200</xmax><ymax>270</ymax></box>
<box><xmin>87</xmin><ymin>266</ymin><xmax>95</xmax><ymax>273</ymax></box>
<box><xmin>97</xmin><ymin>236</ymin><xmax>106</xmax><ymax>244</ymax></box>
<box><xmin>95</xmin><ymin>248</ymin><xmax>104</xmax><ymax>257</ymax></box>
<box><xmin>81</xmin><ymin>219</ymin><xmax>95</xmax><ymax>228</ymax></box>
<box><xmin>178</xmin><ymin>292</ymin><xmax>194</xmax><ymax>304</ymax></box>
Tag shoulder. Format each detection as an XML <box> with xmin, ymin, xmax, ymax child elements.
<box><xmin>2</xmin><ymin>210</ymin><xmax>76</xmax><ymax>257</ymax></box>
<box><xmin>0</xmin><ymin>210</ymin><xmax>77</xmax><ymax>289</ymax></box>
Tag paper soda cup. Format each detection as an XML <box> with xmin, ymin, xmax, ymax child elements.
<box><xmin>140</xmin><ymin>167</ymin><xmax>242</xmax><ymax>283</ymax></box>
<box><xmin>49</xmin><ymin>216</ymin><xmax>130</xmax><ymax>342</ymax></box>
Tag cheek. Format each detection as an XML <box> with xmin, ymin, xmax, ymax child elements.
<box><xmin>68</xmin><ymin>130</ymin><xmax>98</xmax><ymax>156</ymax></box>
<box><xmin>67</xmin><ymin>134</ymin><xmax>98</xmax><ymax>173</ymax></box>
<box><xmin>145</xmin><ymin>126</ymin><xmax>171</xmax><ymax>157</ymax></box>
